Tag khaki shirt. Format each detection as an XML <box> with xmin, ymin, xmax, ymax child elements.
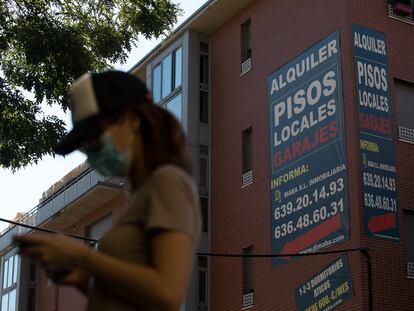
<box><xmin>87</xmin><ymin>165</ymin><xmax>201</xmax><ymax>311</ymax></box>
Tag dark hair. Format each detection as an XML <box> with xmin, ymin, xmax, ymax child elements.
<box><xmin>127</xmin><ymin>103</ymin><xmax>192</xmax><ymax>175</ymax></box>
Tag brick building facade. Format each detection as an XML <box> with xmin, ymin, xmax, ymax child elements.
<box><xmin>1</xmin><ymin>0</ymin><xmax>414</xmax><ymax>310</ymax></box>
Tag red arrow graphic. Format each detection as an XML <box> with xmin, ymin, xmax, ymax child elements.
<box><xmin>368</xmin><ymin>213</ymin><xmax>396</xmax><ymax>234</ymax></box>
<box><xmin>280</xmin><ymin>214</ymin><xmax>341</xmax><ymax>259</ymax></box>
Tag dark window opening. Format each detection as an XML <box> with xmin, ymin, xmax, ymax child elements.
<box><xmin>242</xmin><ymin>127</ymin><xmax>253</xmax><ymax>174</ymax></box>
<box><xmin>200</xmin><ymin>90</ymin><xmax>208</xmax><ymax>124</ymax></box>
<box><xmin>243</xmin><ymin>246</ymin><xmax>254</xmax><ymax>294</ymax></box>
<box><xmin>200</xmin><ymin>197</ymin><xmax>208</xmax><ymax>233</ymax></box>
<box><xmin>389</xmin><ymin>0</ymin><xmax>414</xmax><ymax>16</ymax></box>
<box><xmin>241</xmin><ymin>19</ymin><xmax>251</xmax><ymax>62</ymax></box>
<box><xmin>395</xmin><ymin>79</ymin><xmax>414</xmax><ymax>130</ymax></box>
<box><xmin>404</xmin><ymin>210</ymin><xmax>414</xmax><ymax>276</ymax></box>
<box><xmin>200</xmin><ymin>54</ymin><xmax>209</xmax><ymax>85</ymax></box>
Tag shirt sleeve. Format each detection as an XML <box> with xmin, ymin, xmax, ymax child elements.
<box><xmin>145</xmin><ymin>166</ymin><xmax>201</xmax><ymax>243</ymax></box>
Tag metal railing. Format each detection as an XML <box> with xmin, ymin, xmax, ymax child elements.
<box><xmin>242</xmin><ymin>170</ymin><xmax>253</xmax><ymax>187</ymax></box>
<box><xmin>0</xmin><ymin>168</ymin><xmax>119</xmax><ymax>253</ymax></box>
<box><xmin>241</xmin><ymin>58</ymin><xmax>252</xmax><ymax>76</ymax></box>
<box><xmin>242</xmin><ymin>292</ymin><xmax>254</xmax><ymax>309</ymax></box>
<box><xmin>398</xmin><ymin>126</ymin><xmax>414</xmax><ymax>144</ymax></box>
<box><xmin>408</xmin><ymin>261</ymin><xmax>414</xmax><ymax>277</ymax></box>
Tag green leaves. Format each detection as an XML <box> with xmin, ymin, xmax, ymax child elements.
<box><xmin>0</xmin><ymin>0</ymin><xmax>180</xmax><ymax>170</ymax></box>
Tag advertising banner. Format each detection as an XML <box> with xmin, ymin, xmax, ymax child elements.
<box><xmin>268</xmin><ymin>31</ymin><xmax>349</xmax><ymax>267</ymax></box>
<box><xmin>352</xmin><ymin>24</ymin><xmax>399</xmax><ymax>240</ymax></box>
<box><xmin>295</xmin><ymin>255</ymin><xmax>353</xmax><ymax>311</ymax></box>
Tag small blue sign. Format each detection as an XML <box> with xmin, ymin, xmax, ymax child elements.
<box><xmin>353</xmin><ymin>24</ymin><xmax>399</xmax><ymax>240</ymax></box>
<box><xmin>295</xmin><ymin>255</ymin><xmax>354</xmax><ymax>311</ymax></box>
<box><xmin>268</xmin><ymin>31</ymin><xmax>349</xmax><ymax>266</ymax></box>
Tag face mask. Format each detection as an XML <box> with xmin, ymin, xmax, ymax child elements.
<box><xmin>85</xmin><ymin>131</ymin><xmax>132</xmax><ymax>177</ymax></box>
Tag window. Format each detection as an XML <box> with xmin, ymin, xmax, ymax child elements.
<box><xmin>243</xmin><ymin>246</ymin><xmax>254</xmax><ymax>294</ymax></box>
<box><xmin>2</xmin><ymin>255</ymin><xmax>18</xmax><ymax>291</ymax></box>
<box><xmin>200</xmin><ymin>197</ymin><xmax>208</xmax><ymax>233</ymax></box>
<box><xmin>200</xmin><ymin>42</ymin><xmax>209</xmax><ymax>124</ymax></box>
<box><xmin>3</xmin><ymin>260</ymin><xmax>8</xmax><ymax>289</ymax></box>
<box><xmin>152</xmin><ymin>47</ymin><xmax>183</xmax><ymax>103</ymax></box>
<box><xmin>199</xmin><ymin>145</ymin><xmax>208</xmax><ymax>190</ymax></box>
<box><xmin>166</xmin><ymin>93</ymin><xmax>182</xmax><ymax>121</ymax></box>
<box><xmin>200</xmin><ymin>54</ymin><xmax>209</xmax><ymax>86</ymax></box>
<box><xmin>200</xmin><ymin>158</ymin><xmax>207</xmax><ymax>189</ymax></box>
<box><xmin>1</xmin><ymin>293</ymin><xmax>8</xmax><ymax>311</ymax></box>
<box><xmin>198</xmin><ymin>271</ymin><xmax>207</xmax><ymax>303</ymax></box>
<box><xmin>395</xmin><ymin>79</ymin><xmax>414</xmax><ymax>143</ymax></box>
<box><xmin>7</xmin><ymin>256</ymin><xmax>13</xmax><ymax>288</ymax></box>
<box><xmin>404</xmin><ymin>210</ymin><xmax>414</xmax><ymax>277</ymax></box>
<box><xmin>241</xmin><ymin>19</ymin><xmax>252</xmax><ymax>75</ymax></box>
<box><xmin>241</xmin><ymin>19</ymin><xmax>251</xmax><ymax>62</ymax></box>
<box><xmin>162</xmin><ymin>54</ymin><xmax>172</xmax><ymax>99</ymax></box>
<box><xmin>242</xmin><ymin>127</ymin><xmax>252</xmax><ymax>174</ymax></box>
<box><xmin>86</xmin><ymin>213</ymin><xmax>112</xmax><ymax>248</ymax></box>
<box><xmin>153</xmin><ymin>65</ymin><xmax>161</xmax><ymax>103</ymax></box>
<box><xmin>388</xmin><ymin>0</ymin><xmax>414</xmax><ymax>24</ymax></box>
<box><xmin>200</xmin><ymin>90</ymin><xmax>208</xmax><ymax>124</ymax></box>
<box><xmin>1</xmin><ymin>254</ymin><xmax>19</xmax><ymax>311</ymax></box>
<box><xmin>198</xmin><ymin>256</ymin><xmax>208</xmax><ymax>308</ymax></box>
<box><xmin>242</xmin><ymin>127</ymin><xmax>253</xmax><ymax>186</ymax></box>
<box><xmin>174</xmin><ymin>48</ymin><xmax>182</xmax><ymax>88</ymax></box>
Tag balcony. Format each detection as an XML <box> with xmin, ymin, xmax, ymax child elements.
<box><xmin>0</xmin><ymin>168</ymin><xmax>123</xmax><ymax>254</ymax></box>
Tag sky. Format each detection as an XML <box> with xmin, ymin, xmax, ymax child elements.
<box><xmin>0</xmin><ymin>0</ymin><xmax>208</xmax><ymax>232</ymax></box>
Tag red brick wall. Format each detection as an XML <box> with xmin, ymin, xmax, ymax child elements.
<box><xmin>210</xmin><ymin>0</ymin><xmax>414</xmax><ymax>310</ymax></box>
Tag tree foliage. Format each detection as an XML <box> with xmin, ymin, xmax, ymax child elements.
<box><xmin>0</xmin><ymin>0</ymin><xmax>180</xmax><ymax>170</ymax></box>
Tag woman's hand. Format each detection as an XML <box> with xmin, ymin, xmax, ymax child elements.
<box><xmin>14</xmin><ymin>233</ymin><xmax>91</xmax><ymax>272</ymax></box>
<box><xmin>51</xmin><ymin>267</ymin><xmax>90</xmax><ymax>293</ymax></box>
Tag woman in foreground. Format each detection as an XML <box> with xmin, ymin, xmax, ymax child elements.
<box><xmin>15</xmin><ymin>70</ymin><xmax>201</xmax><ymax>311</ymax></box>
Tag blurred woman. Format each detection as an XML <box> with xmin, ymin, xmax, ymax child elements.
<box><xmin>15</xmin><ymin>71</ymin><xmax>201</xmax><ymax>311</ymax></box>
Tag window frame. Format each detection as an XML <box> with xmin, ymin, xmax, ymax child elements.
<box><xmin>152</xmin><ymin>47</ymin><xmax>183</xmax><ymax>104</ymax></box>
<box><xmin>1</xmin><ymin>252</ymin><xmax>19</xmax><ymax>311</ymax></box>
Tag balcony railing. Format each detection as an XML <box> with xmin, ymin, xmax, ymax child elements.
<box><xmin>242</xmin><ymin>170</ymin><xmax>253</xmax><ymax>187</ymax></box>
<box><xmin>408</xmin><ymin>261</ymin><xmax>414</xmax><ymax>277</ymax></box>
<box><xmin>241</xmin><ymin>58</ymin><xmax>252</xmax><ymax>76</ymax></box>
<box><xmin>242</xmin><ymin>292</ymin><xmax>254</xmax><ymax>309</ymax></box>
<box><xmin>0</xmin><ymin>168</ymin><xmax>121</xmax><ymax>254</ymax></box>
<box><xmin>398</xmin><ymin>126</ymin><xmax>414</xmax><ymax>144</ymax></box>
